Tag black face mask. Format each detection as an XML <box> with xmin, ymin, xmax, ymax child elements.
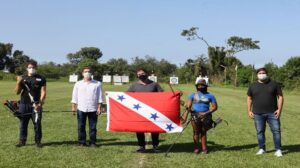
<box><xmin>197</xmin><ymin>87</ymin><xmax>207</xmax><ymax>93</ymax></box>
<box><xmin>138</xmin><ymin>75</ymin><xmax>148</xmax><ymax>81</ymax></box>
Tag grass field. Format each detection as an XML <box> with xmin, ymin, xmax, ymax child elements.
<box><xmin>0</xmin><ymin>81</ymin><xmax>299</xmax><ymax>168</ymax></box>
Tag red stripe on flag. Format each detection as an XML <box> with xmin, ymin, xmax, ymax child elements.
<box><xmin>108</xmin><ymin>98</ymin><xmax>165</xmax><ymax>132</ymax></box>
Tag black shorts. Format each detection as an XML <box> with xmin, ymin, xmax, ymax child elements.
<box><xmin>191</xmin><ymin>112</ymin><xmax>214</xmax><ymax>128</ymax></box>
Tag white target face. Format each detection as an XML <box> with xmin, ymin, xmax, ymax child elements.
<box><xmin>69</xmin><ymin>75</ymin><xmax>78</xmax><ymax>83</ymax></box>
<box><xmin>170</xmin><ymin>77</ymin><xmax>178</xmax><ymax>84</ymax></box>
<box><xmin>121</xmin><ymin>76</ymin><xmax>129</xmax><ymax>83</ymax></box>
<box><xmin>102</xmin><ymin>75</ymin><xmax>111</xmax><ymax>83</ymax></box>
<box><xmin>113</xmin><ymin>75</ymin><xmax>122</xmax><ymax>83</ymax></box>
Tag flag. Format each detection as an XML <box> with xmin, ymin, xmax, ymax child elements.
<box><xmin>106</xmin><ymin>91</ymin><xmax>183</xmax><ymax>133</ymax></box>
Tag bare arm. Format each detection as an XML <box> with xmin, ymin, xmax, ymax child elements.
<box><xmin>181</xmin><ymin>100</ymin><xmax>192</xmax><ymax>124</ymax></box>
<box><xmin>72</xmin><ymin>103</ymin><xmax>77</xmax><ymax>115</ymax></box>
<box><xmin>33</xmin><ymin>85</ymin><xmax>46</xmax><ymax>112</ymax></box>
<box><xmin>275</xmin><ymin>95</ymin><xmax>284</xmax><ymax>119</ymax></box>
<box><xmin>207</xmin><ymin>102</ymin><xmax>218</xmax><ymax>114</ymax></box>
<box><xmin>247</xmin><ymin>96</ymin><xmax>254</xmax><ymax>119</ymax></box>
<box><xmin>97</xmin><ymin>83</ymin><xmax>103</xmax><ymax>115</ymax></box>
<box><xmin>97</xmin><ymin>103</ymin><xmax>102</xmax><ymax>115</ymax></box>
<box><xmin>198</xmin><ymin>101</ymin><xmax>218</xmax><ymax>118</ymax></box>
<box><xmin>15</xmin><ymin>76</ymin><xmax>23</xmax><ymax>95</ymax></box>
<box><xmin>39</xmin><ymin>86</ymin><xmax>46</xmax><ymax>105</ymax></box>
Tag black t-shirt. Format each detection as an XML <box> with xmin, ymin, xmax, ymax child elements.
<box><xmin>20</xmin><ymin>74</ymin><xmax>46</xmax><ymax>104</ymax></box>
<box><xmin>247</xmin><ymin>80</ymin><xmax>282</xmax><ymax>114</ymax></box>
<box><xmin>127</xmin><ymin>80</ymin><xmax>163</xmax><ymax>92</ymax></box>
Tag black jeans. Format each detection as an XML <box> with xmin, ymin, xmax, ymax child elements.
<box><xmin>19</xmin><ymin>103</ymin><xmax>42</xmax><ymax>143</ymax></box>
<box><xmin>77</xmin><ymin>110</ymin><xmax>98</xmax><ymax>144</ymax></box>
<box><xmin>136</xmin><ymin>132</ymin><xmax>159</xmax><ymax>147</ymax></box>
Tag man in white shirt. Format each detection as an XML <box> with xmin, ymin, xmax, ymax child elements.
<box><xmin>71</xmin><ymin>67</ymin><xmax>103</xmax><ymax>147</ymax></box>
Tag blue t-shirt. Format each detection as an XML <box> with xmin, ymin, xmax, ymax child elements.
<box><xmin>188</xmin><ymin>92</ymin><xmax>217</xmax><ymax>113</ymax></box>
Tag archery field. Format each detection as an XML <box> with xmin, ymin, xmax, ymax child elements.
<box><xmin>0</xmin><ymin>81</ymin><xmax>299</xmax><ymax>168</ymax></box>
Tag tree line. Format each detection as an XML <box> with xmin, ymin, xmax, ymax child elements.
<box><xmin>1</xmin><ymin>34</ymin><xmax>299</xmax><ymax>90</ymax></box>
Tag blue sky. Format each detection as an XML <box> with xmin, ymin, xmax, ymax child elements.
<box><xmin>1</xmin><ymin>0</ymin><xmax>300</xmax><ymax>68</ymax></box>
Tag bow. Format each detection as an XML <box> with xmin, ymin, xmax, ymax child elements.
<box><xmin>3</xmin><ymin>100</ymin><xmax>31</xmax><ymax>119</ymax></box>
<box><xmin>23</xmin><ymin>81</ymin><xmax>40</xmax><ymax>123</ymax></box>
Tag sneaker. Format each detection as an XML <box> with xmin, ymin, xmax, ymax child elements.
<box><xmin>201</xmin><ymin>149</ymin><xmax>209</xmax><ymax>154</ymax></box>
<box><xmin>256</xmin><ymin>149</ymin><xmax>265</xmax><ymax>155</ymax></box>
<box><xmin>194</xmin><ymin>148</ymin><xmax>200</xmax><ymax>154</ymax></box>
<box><xmin>16</xmin><ymin>141</ymin><xmax>26</xmax><ymax>148</ymax></box>
<box><xmin>136</xmin><ymin>146</ymin><xmax>146</xmax><ymax>153</ymax></box>
<box><xmin>274</xmin><ymin>150</ymin><xmax>283</xmax><ymax>157</ymax></box>
<box><xmin>153</xmin><ymin>146</ymin><xmax>160</xmax><ymax>153</ymax></box>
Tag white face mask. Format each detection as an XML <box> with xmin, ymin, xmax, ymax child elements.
<box><xmin>257</xmin><ymin>74</ymin><xmax>268</xmax><ymax>81</ymax></box>
<box><xmin>27</xmin><ymin>68</ymin><xmax>36</xmax><ymax>75</ymax></box>
<box><xmin>83</xmin><ymin>72</ymin><xmax>92</xmax><ymax>79</ymax></box>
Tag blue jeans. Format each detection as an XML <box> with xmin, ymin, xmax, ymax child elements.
<box><xmin>77</xmin><ymin>110</ymin><xmax>98</xmax><ymax>144</ymax></box>
<box><xmin>19</xmin><ymin>103</ymin><xmax>42</xmax><ymax>143</ymax></box>
<box><xmin>254</xmin><ymin>112</ymin><xmax>281</xmax><ymax>150</ymax></box>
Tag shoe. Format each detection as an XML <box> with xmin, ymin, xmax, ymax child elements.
<box><xmin>36</xmin><ymin>143</ymin><xmax>43</xmax><ymax>148</ymax></box>
<box><xmin>274</xmin><ymin>150</ymin><xmax>283</xmax><ymax>157</ymax></box>
<box><xmin>153</xmin><ymin>146</ymin><xmax>160</xmax><ymax>153</ymax></box>
<box><xmin>256</xmin><ymin>149</ymin><xmax>265</xmax><ymax>155</ymax></box>
<box><xmin>194</xmin><ymin>148</ymin><xmax>200</xmax><ymax>154</ymax></box>
<box><xmin>136</xmin><ymin>146</ymin><xmax>146</xmax><ymax>153</ymax></box>
<box><xmin>201</xmin><ymin>149</ymin><xmax>209</xmax><ymax>154</ymax></box>
<box><xmin>16</xmin><ymin>141</ymin><xmax>26</xmax><ymax>147</ymax></box>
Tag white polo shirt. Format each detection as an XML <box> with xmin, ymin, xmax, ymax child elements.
<box><xmin>71</xmin><ymin>80</ymin><xmax>103</xmax><ymax>112</ymax></box>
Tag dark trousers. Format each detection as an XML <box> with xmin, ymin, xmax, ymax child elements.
<box><xmin>19</xmin><ymin>103</ymin><xmax>42</xmax><ymax>143</ymax></box>
<box><xmin>136</xmin><ymin>132</ymin><xmax>159</xmax><ymax>147</ymax></box>
<box><xmin>77</xmin><ymin>110</ymin><xmax>98</xmax><ymax>144</ymax></box>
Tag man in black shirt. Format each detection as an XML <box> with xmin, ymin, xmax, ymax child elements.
<box><xmin>247</xmin><ymin>67</ymin><xmax>284</xmax><ymax>157</ymax></box>
<box><xmin>14</xmin><ymin>60</ymin><xmax>46</xmax><ymax>148</ymax></box>
<box><xmin>127</xmin><ymin>68</ymin><xmax>163</xmax><ymax>153</ymax></box>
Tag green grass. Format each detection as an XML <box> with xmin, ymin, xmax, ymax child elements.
<box><xmin>0</xmin><ymin>81</ymin><xmax>299</xmax><ymax>168</ymax></box>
